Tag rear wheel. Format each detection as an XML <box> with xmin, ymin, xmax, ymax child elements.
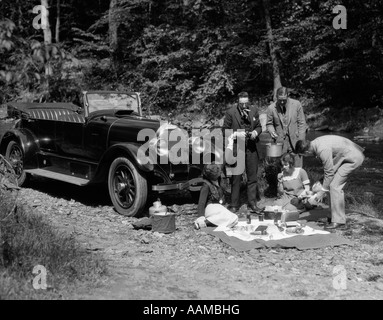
<box><xmin>108</xmin><ymin>157</ymin><xmax>148</xmax><ymax>217</ymax></box>
<box><xmin>5</xmin><ymin>141</ymin><xmax>29</xmax><ymax>186</ymax></box>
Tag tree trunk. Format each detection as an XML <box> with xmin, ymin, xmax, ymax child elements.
<box><xmin>41</xmin><ymin>0</ymin><xmax>52</xmax><ymax>76</ymax></box>
<box><xmin>55</xmin><ymin>0</ymin><xmax>60</xmax><ymax>43</ymax></box>
<box><xmin>17</xmin><ymin>0</ymin><xmax>23</xmax><ymax>30</ymax></box>
<box><xmin>109</xmin><ymin>0</ymin><xmax>119</xmax><ymax>65</ymax></box>
<box><xmin>41</xmin><ymin>0</ymin><xmax>52</xmax><ymax>45</ymax></box>
<box><xmin>262</xmin><ymin>0</ymin><xmax>282</xmax><ymax>101</ymax></box>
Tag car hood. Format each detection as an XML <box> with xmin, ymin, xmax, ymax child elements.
<box><xmin>113</xmin><ymin>115</ymin><xmax>162</xmax><ymax>132</ymax></box>
<box><xmin>108</xmin><ymin>114</ymin><xmax>182</xmax><ymax>147</ymax></box>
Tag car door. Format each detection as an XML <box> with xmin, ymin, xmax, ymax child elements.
<box><xmin>83</xmin><ymin>115</ymin><xmax>114</xmax><ymax>161</ymax></box>
<box><xmin>29</xmin><ymin>119</ymin><xmax>57</xmax><ymax>152</ymax></box>
<box><xmin>55</xmin><ymin>121</ymin><xmax>85</xmax><ymax>157</ymax></box>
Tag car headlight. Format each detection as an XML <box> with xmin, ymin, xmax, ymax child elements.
<box><xmin>190</xmin><ymin>136</ymin><xmax>212</xmax><ymax>154</ymax></box>
<box><xmin>156</xmin><ymin>138</ymin><xmax>169</xmax><ymax>157</ymax></box>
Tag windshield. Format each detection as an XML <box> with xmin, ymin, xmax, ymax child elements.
<box><xmin>86</xmin><ymin>92</ymin><xmax>140</xmax><ymax>114</ymax></box>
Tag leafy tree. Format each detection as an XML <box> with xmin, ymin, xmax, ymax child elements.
<box><xmin>273</xmin><ymin>0</ymin><xmax>383</xmax><ymax>109</ymax></box>
<box><xmin>0</xmin><ymin>0</ymin><xmax>382</xmax><ymax>116</ymax></box>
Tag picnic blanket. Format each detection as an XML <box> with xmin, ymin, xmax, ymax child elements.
<box><xmin>203</xmin><ymin>208</ymin><xmax>353</xmax><ymax>251</ymax></box>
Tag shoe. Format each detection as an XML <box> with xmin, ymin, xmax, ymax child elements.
<box><xmin>248</xmin><ymin>203</ymin><xmax>262</xmax><ymax>214</ymax></box>
<box><xmin>324</xmin><ymin>222</ymin><xmax>346</xmax><ymax>230</ymax></box>
<box><xmin>194</xmin><ymin>217</ymin><xmax>207</xmax><ymax>230</ymax></box>
<box><xmin>228</xmin><ymin>206</ymin><xmax>239</xmax><ymax>213</ymax></box>
<box><xmin>317</xmin><ymin>217</ymin><xmax>332</xmax><ymax>225</ymax></box>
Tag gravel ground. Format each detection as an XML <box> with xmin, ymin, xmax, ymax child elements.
<box><xmin>16</xmin><ymin>177</ymin><xmax>383</xmax><ymax>300</ymax></box>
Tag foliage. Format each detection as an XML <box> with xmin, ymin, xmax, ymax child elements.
<box><xmin>0</xmin><ymin>0</ymin><xmax>382</xmax><ymax>114</ymax></box>
<box><xmin>274</xmin><ymin>0</ymin><xmax>383</xmax><ymax>109</ymax></box>
<box><xmin>0</xmin><ymin>16</ymin><xmax>80</xmax><ymax>103</ymax></box>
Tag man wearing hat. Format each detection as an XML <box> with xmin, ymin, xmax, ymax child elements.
<box><xmin>222</xmin><ymin>91</ymin><xmax>263</xmax><ymax>214</ymax></box>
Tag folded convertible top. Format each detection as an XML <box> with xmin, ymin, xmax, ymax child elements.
<box><xmin>6</xmin><ymin>102</ymin><xmax>80</xmax><ymax>118</ymax></box>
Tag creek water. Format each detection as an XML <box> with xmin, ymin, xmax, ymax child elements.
<box><xmin>259</xmin><ymin>131</ymin><xmax>383</xmax><ymax>206</ymax></box>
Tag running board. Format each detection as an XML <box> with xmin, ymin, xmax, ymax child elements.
<box><xmin>25</xmin><ymin>169</ymin><xmax>90</xmax><ymax>186</ymax></box>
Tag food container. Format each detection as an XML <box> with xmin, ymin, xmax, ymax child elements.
<box><xmin>264</xmin><ymin>210</ymin><xmax>282</xmax><ymax>221</ymax></box>
<box><xmin>280</xmin><ymin>211</ymin><xmax>300</xmax><ymax>223</ymax></box>
<box><xmin>149</xmin><ymin>199</ymin><xmax>167</xmax><ymax>216</ymax></box>
<box><xmin>152</xmin><ymin>214</ymin><xmax>176</xmax><ymax>234</ymax></box>
<box><xmin>149</xmin><ymin>199</ymin><xmax>176</xmax><ymax>234</ymax></box>
<box><xmin>265</xmin><ymin>142</ymin><xmax>283</xmax><ymax>157</ymax></box>
<box><xmin>263</xmin><ymin>206</ymin><xmax>283</xmax><ymax>221</ymax></box>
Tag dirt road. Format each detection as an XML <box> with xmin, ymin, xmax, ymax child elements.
<box><xmin>17</xmin><ymin>178</ymin><xmax>383</xmax><ymax>300</ymax></box>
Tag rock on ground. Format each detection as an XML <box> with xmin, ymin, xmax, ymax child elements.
<box><xmin>12</xmin><ymin>176</ymin><xmax>383</xmax><ymax>300</ymax></box>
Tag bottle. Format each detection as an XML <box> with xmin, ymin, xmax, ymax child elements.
<box><xmin>149</xmin><ymin>198</ymin><xmax>167</xmax><ymax>216</ymax></box>
<box><xmin>246</xmin><ymin>213</ymin><xmax>251</xmax><ymax>224</ymax></box>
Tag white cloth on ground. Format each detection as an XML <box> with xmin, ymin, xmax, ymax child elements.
<box><xmin>214</xmin><ymin>219</ymin><xmax>329</xmax><ymax>242</ymax></box>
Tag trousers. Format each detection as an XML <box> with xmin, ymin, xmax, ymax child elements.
<box><xmin>329</xmin><ymin>151</ymin><xmax>365</xmax><ymax>224</ymax></box>
<box><xmin>230</xmin><ymin>148</ymin><xmax>259</xmax><ymax>207</ymax></box>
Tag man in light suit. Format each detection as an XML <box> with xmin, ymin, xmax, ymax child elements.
<box><xmin>295</xmin><ymin>135</ymin><xmax>365</xmax><ymax>230</ymax></box>
<box><xmin>223</xmin><ymin>92</ymin><xmax>263</xmax><ymax>213</ymax></box>
<box><xmin>265</xmin><ymin>87</ymin><xmax>308</xmax><ymax>197</ymax></box>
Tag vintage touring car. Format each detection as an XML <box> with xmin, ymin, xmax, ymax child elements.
<box><xmin>0</xmin><ymin>91</ymin><xmax>223</xmax><ymax>216</ymax></box>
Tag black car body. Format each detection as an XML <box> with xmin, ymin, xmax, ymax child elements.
<box><xmin>0</xmin><ymin>91</ymin><xmax>222</xmax><ymax>216</ymax></box>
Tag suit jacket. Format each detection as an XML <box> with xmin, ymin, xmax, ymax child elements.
<box><xmin>223</xmin><ymin>105</ymin><xmax>263</xmax><ymax>142</ymax></box>
<box><xmin>266</xmin><ymin>98</ymin><xmax>308</xmax><ymax>151</ymax></box>
<box><xmin>311</xmin><ymin>135</ymin><xmax>365</xmax><ymax>190</ymax></box>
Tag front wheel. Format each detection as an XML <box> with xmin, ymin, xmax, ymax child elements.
<box><xmin>108</xmin><ymin>157</ymin><xmax>148</xmax><ymax>217</ymax></box>
<box><xmin>5</xmin><ymin>141</ymin><xmax>29</xmax><ymax>186</ymax></box>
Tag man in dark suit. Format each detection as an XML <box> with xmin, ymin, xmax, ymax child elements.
<box><xmin>223</xmin><ymin>92</ymin><xmax>263</xmax><ymax>213</ymax></box>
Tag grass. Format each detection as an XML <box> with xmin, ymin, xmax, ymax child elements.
<box><xmin>0</xmin><ymin>192</ymin><xmax>108</xmax><ymax>300</ymax></box>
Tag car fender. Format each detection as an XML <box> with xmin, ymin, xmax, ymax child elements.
<box><xmin>0</xmin><ymin>128</ymin><xmax>39</xmax><ymax>169</ymax></box>
<box><xmin>92</xmin><ymin>143</ymin><xmax>154</xmax><ymax>183</ymax></box>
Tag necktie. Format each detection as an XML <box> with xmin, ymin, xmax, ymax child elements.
<box><xmin>242</xmin><ymin>109</ymin><xmax>249</xmax><ymax>120</ymax></box>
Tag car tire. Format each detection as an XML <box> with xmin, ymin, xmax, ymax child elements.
<box><xmin>108</xmin><ymin>157</ymin><xmax>148</xmax><ymax>217</ymax></box>
<box><xmin>5</xmin><ymin>140</ymin><xmax>29</xmax><ymax>186</ymax></box>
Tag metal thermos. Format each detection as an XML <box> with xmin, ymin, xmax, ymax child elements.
<box><xmin>149</xmin><ymin>198</ymin><xmax>167</xmax><ymax>216</ymax></box>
